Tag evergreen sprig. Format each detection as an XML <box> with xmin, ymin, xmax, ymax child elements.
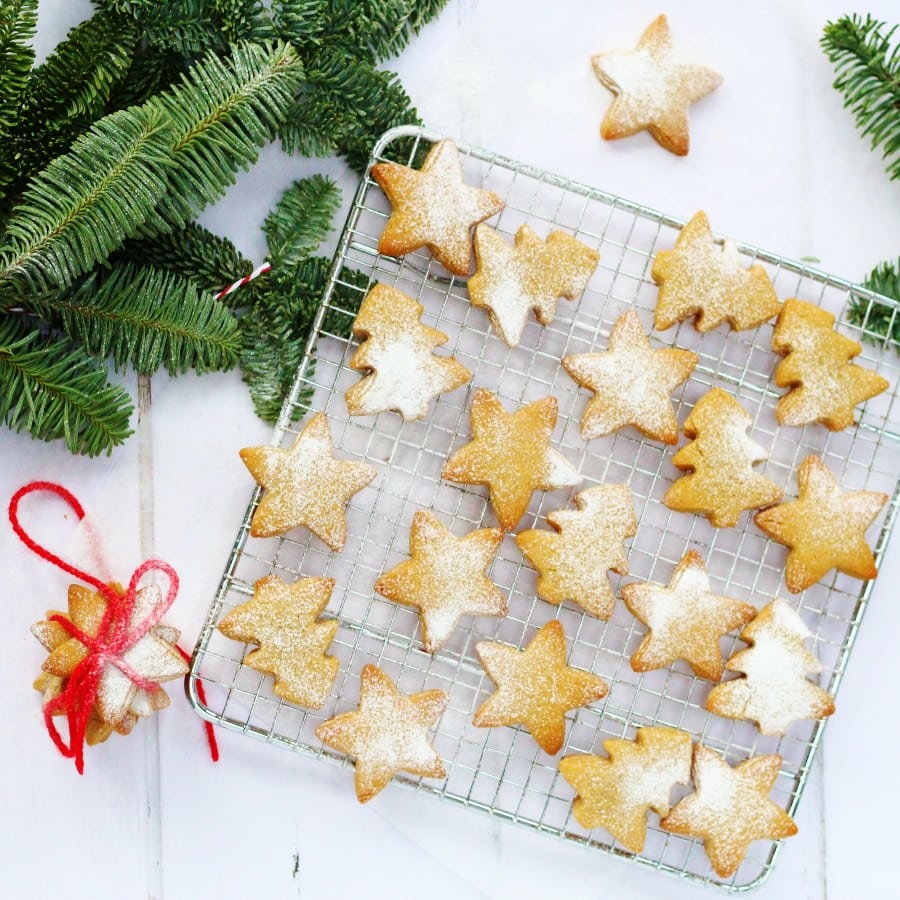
<box><xmin>822</xmin><ymin>15</ymin><xmax>900</xmax><ymax>181</ymax></box>
<box><xmin>846</xmin><ymin>258</ymin><xmax>900</xmax><ymax>348</ymax></box>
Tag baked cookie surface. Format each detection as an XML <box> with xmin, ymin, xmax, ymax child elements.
<box><xmin>375</xmin><ymin>511</ymin><xmax>506</xmax><ymax>653</ymax></box>
<box><xmin>473</xmin><ymin>620</ymin><xmax>607</xmax><ymax>755</ymax></box>
<box><xmin>591</xmin><ymin>15</ymin><xmax>722</xmax><ymax>156</ymax></box>
<box><xmin>562</xmin><ymin>309</ymin><xmax>697</xmax><ymax>443</ymax></box>
<box><xmin>371</xmin><ymin>138</ymin><xmax>504</xmax><ymax>275</ymax></box>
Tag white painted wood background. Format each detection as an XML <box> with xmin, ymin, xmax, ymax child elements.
<box><xmin>3</xmin><ymin>1</ymin><xmax>899</xmax><ymax>897</ymax></box>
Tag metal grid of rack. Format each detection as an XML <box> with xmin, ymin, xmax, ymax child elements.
<box><xmin>189</xmin><ymin>125</ymin><xmax>900</xmax><ymax>890</ymax></box>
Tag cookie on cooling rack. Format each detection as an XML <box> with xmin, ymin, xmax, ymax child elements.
<box><xmin>753</xmin><ymin>454</ymin><xmax>886</xmax><ymax>593</ymax></box>
<box><xmin>441</xmin><ymin>388</ymin><xmax>581</xmax><ymax>531</ymax></box>
<box><xmin>664</xmin><ymin>387</ymin><xmax>782</xmax><ymax>528</ymax></box>
<box><xmin>706</xmin><ymin>599</ymin><xmax>835</xmax><ymax>736</ymax></box>
<box><xmin>468</xmin><ymin>223</ymin><xmax>599</xmax><ymax>347</ymax></box>
<box><xmin>217</xmin><ymin>574</ymin><xmax>339</xmax><ymax>708</ymax></box>
<box><xmin>559</xmin><ymin>725</ymin><xmax>693</xmax><ymax>853</ymax></box>
<box><xmin>621</xmin><ymin>550</ymin><xmax>757</xmax><ymax>681</ymax></box>
<box><xmin>371</xmin><ymin>138</ymin><xmax>504</xmax><ymax>276</ymax></box>
<box><xmin>591</xmin><ymin>15</ymin><xmax>722</xmax><ymax>156</ymax></box>
<box><xmin>473</xmin><ymin>620</ymin><xmax>608</xmax><ymax>755</ymax></box>
<box><xmin>515</xmin><ymin>484</ymin><xmax>637</xmax><ymax>620</ymax></box>
<box><xmin>771</xmin><ymin>297</ymin><xmax>889</xmax><ymax>431</ymax></box>
<box><xmin>315</xmin><ymin>664</ymin><xmax>448</xmax><ymax>803</ymax></box>
<box><xmin>239</xmin><ymin>412</ymin><xmax>377</xmax><ymax>552</ymax></box>
<box><xmin>345</xmin><ymin>283</ymin><xmax>471</xmax><ymax>420</ymax></box>
<box><xmin>375</xmin><ymin>510</ymin><xmax>506</xmax><ymax>653</ymax></box>
<box><xmin>651</xmin><ymin>211</ymin><xmax>782</xmax><ymax>333</ymax></box>
<box><xmin>660</xmin><ymin>744</ymin><xmax>798</xmax><ymax>879</ymax></box>
<box><xmin>562</xmin><ymin>309</ymin><xmax>698</xmax><ymax>444</ymax></box>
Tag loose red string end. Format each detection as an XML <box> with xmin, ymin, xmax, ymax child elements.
<box><xmin>176</xmin><ymin>644</ymin><xmax>219</xmax><ymax>763</ymax></box>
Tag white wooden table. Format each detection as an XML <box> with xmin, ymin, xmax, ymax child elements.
<box><xmin>4</xmin><ymin>2</ymin><xmax>900</xmax><ymax>897</ymax></box>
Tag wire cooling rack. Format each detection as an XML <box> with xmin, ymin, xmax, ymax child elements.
<box><xmin>189</xmin><ymin>125</ymin><xmax>900</xmax><ymax>890</ymax></box>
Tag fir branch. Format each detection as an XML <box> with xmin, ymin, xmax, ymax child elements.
<box><xmin>8</xmin><ymin>9</ymin><xmax>139</xmax><ymax>188</ymax></box>
<box><xmin>822</xmin><ymin>15</ymin><xmax>900</xmax><ymax>181</ymax></box>
<box><xmin>0</xmin><ymin>314</ymin><xmax>134</xmax><ymax>455</ymax></box>
<box><xmin>106</xmin><ymin>44</ymin><xmax>185</xmax><ymax>110</ymax></box>
<box><xmin>0</xmin><ymin>105</ymin><xmax>175</xmax><ymax>301</ymax></box>
<box><xmin>0</xmin><ymin>0</ymin><xmax>38</xmax><ymax>197</ymax></box>
<box><xmin>33</xmin><ymin>262</ymin><xmax>241</xmax><ymax>375</ymax></box>
<box><xmin>846</xmin><ymin>258</ymin><xmax>900</xmax><ymax>347</ymax></box>
<box><xmin>116</xmin><ymin>222</ymin><xmax>253</xmax><ymax>294</ymax></box>
<box><xmin>145</xmin><ymin>40</ymin><xmax>305</xmax><ymax>232</ymax></box>
<box><xmin>263</xmin><ymin>174</ymin><xmax>340</xmax><ymax>269</ymax></box>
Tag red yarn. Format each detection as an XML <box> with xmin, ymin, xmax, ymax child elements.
<box><xmin>9</xmin><ymin>481</ymin><xmax>218</xmax><ymax>771</ymax></box>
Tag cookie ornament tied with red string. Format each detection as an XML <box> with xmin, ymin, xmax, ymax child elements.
<box><xmin>9</xmin><ymin>481</ymin><xmax>217</xmax><ymax>773</ymax></box>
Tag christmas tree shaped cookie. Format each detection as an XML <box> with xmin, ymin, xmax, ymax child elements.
<box><xmin>591</xmin><ymin>15</ymin><xmax>722</xmax><ymax>156</ymax></box>
<box><xmin>706</xmin><ymin>599</ymin><xmax>835</xmax><ymax>735</ymax></box>
<box><xmin>240</xmin><ymin>412</ymin><xmax>377</xmax><ymax>551</ymax></box>
<box><xmin>468</xmin><ymin>223</ymin><xmax>599</xmax><ymax>347</ymax></box>
<box><xmin>664</xmin><ymin>387</ymin><xmax>782</xmax><ymax>528</ymax></box>
<box><xmin>754</xmin><ymin>454</ymin><xmax>887</xmax><ymax>593</ymax></box>
<box><xmin>345</xmin><ymin>283</ymin><xmax>471</xmax><ymax>420</ymax></box>
<box><xmin>562</xmin><ymin>309</ymin><xmax>698</xmax><ymax>443</ymax></box>
<box><xmin>660</xmin><ymin>745</ymin><xmax>798</xmax><ymax>878</ymax></box>
<box><xmin>375</xmin><ymin>511</ymin><xmax>506</xmax><ymax>653</ymax></box>
<box><xmin>516</xmin><ymin>484</ymin><xmax>637</xmax><ymax>619</ymax></box>
<box><xmin>442</xmin><ymin>388</ymin><xmax>581</xmax><ymax>531</ymax></box>
<box><xmin>371</xmin><ymin>138</ymin><xmax>504</xmax><ymax>275</ymax></box>
<box><xmin>473</xmin><ymin>620</ymin><xmax>608</xmax><ymax>755</ymax></box>
<box><xmin>217</xmin><ymin>574</ymin><xmax>339</xmax><ymax>708</ymax></box>
<box><xmin>771</xmin><ymin>298</ymin><xmax>889</xmax><ymax>430</ymax></box>
<box><xmin>621</xmin><ymin>551</ymin><xmax>757</xmax><ymax>680</ymax></box>
<box><xmin>315</xmin><ymin>664</ymin><xmax>448</xmax><ymax>802</ymax></box>
<box><xmin>651</xmin><ymin>211</ymin><xmax>781</xmax><ymax>332</ymax></box>
<box><xmin>559</xmin><ymin>726</ymin><xmax>692</xmax><ymax>853</ymax></box>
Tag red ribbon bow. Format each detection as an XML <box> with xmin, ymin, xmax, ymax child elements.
<box><xmin>9</xmin><ymin>481</ymin><xmax>218</xmax><ymax>772</ymax></box>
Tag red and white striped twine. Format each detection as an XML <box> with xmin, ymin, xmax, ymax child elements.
<box><xmin>214</xmin><ymin>262</ymin><xmax>271</xmax><ymax>300</ymax></box>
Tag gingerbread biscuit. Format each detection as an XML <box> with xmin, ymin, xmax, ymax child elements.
<box><xmin>315</xmin><ymin>664</ymin><xmax>447</xmax><ymax>803</ymax></box>
<box><xmin>240</xmin><ymin>412</ymin><xmax>377</xmax><ymax>551</ymax></box>
<box><xmin>771</xmin><ymin>297</ymin><xmax>889</xmax><ymax>430</ymax></box>
<box><xmin>591</xmin><ymin>15</ymin><xmax>722</xmax><ymax>156</ymax></box>
<box><xmin>562</xmin><ymin>310</ymin><xmax>697</xmax><ymax>443</ymax></box>
<box><xmin>516</xmin><ymin>484</ymin><xmax>637</xmax><ymax>620</ymax></box>
<box><xmin>559</xmin><ymin>726</ymin><xmax>693</xmax><ymax>853</ymax></box>
<box><xmin>34</xmin><ymin>583</ymin><xmax>188</xmax><ymax>731</ymax></box>
<box><xmin>375</xmin><ymin>511</ymin><xmax>506</xmax><ymax>653</ymax></box>
<box><xmin>664</xmin><ymin>388</ymin><xmax>782</xmax><ymax>528</ymax></box>
<box><xmin>621</xmin><ymin>551</ymin><xmax>757</xmax><ymax>681</ymax></box>
<box><xmin>468</xmin><ymin>223</ymin><xmax>599</xmax><ymax>347</ymax></box>
<box><xmin>651</xmin><ymin>211</ymin><xmax>781</xmax><ymax>333</ymax></box>
<box><xmin>345</xmin><ymin>283</ymin><xmax>471</xmax><ymax>419</ymax></box>
<box><xmin>754</xmin><ymin>454</ymin><xmax>886</xmax><ymax>593</ymax></box>
<box><xmin>660</xmin><ymin>744</ymin><xmax>798</xmax><ymax>879</ymax></box>
<box><xmin>442</xmin><ymin>388</ymin><xmax>581</xmax><ymax>531</ymax></box>
<box><xmin>371</xmin><ymin>138</ymin><xmax>504</xmax><ymax>276</ymax></box>
<box><xmin>706</xmin><ymin>599</ymin><xmax>835</xmax><ymax>735</ymax></box>
<box><xmin>217</xmin><ymin>574</ymin><xmax>339</xmax><ymax>708</ymax></box>
<box><xmin>473</xmin><ymin>620</ymin><xmax>608</xmax><ymax>755</ymax></box>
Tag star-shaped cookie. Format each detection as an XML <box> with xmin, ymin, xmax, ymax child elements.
<box><xmin>240</xmin><ymin>412</ymin><xmax>377</xmax><ymax>551</ymax></box>
<box><xmin>371</xmin><ymin>138</ymin><xmax>505</xmax><ymax>275</ymax></box>
<box><xmin>217</xmin><ymin>574</ymin><xmax>339</xmax><ymax>708</ymax></box>
<box><xmin>442</xmin><ymin>388</ymin><xmax>581</xmax><ymax>531</ymax></box>
<box><xmin>591</xmin><ymin>15</ymin><xmax>722</xmax><ymax>156</ymax></box>
<box><xmin>468</xmin><ymin>223</ymin><xmax>599</xmax><ymax>347</ymax></box>
<box><xmin>375</xmin><ymin>511</ymin><xmax>506</xmax><ymax>653</ymax></box>
<box><xmin>473</xmin><ymin>620</ymin><xmax>608</xmax><ymax>755</ymax></box>
<box><xmin>516</xmin><ymin>484</ymin><xmax>637</xmax><ymax>619</ymax></box>
<box><xmin>559</xmin><ymin>726</ymin><xmax>693</xmax><ymax>853</ymax></box>
<box><xmin>562</xmin><ymin>310</ymin><xmax>698</xmax><ymax>443</ymax></box>
<box><xmin>621</xmin><ymin>551</ymin><xmax>757</xmax><ymax>680</ymax></box>
<box><xmin>315</xmin><ymin>664</ymin><xmax>448</xmax><ymax>803</ymax></box>
<box><xmin>651</xmin><ymin>211</ymin><xmax>782</xmax><ymax>333</ymax></box>
<box><xmin>660</xmin><ymin>745</ymin><xmax>798</xmax><ymax>879</ymax></box>
<box><xmin>754</xmin><ymin>454</ymin><xmax>887</xmax><ymax>593</ymax></box>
